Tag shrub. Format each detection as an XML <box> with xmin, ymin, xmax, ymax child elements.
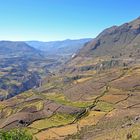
<box><xmin>0</xmin><ymin>129</ymin><xmax>34</xmax><ymax>140</ymax></box>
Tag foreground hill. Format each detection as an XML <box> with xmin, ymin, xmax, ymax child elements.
<box><xmin>0</xmin><ymin>66</ymin><xmax>140</xmax><ymax>140</ymax></box>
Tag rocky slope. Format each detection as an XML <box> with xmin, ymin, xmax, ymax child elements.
<box><xmin>78</xmin><ymin>17</ymin><xmax>140</xmax><ymax>58</ymax></box>
<box><xmin>63</xmin><ymin>17</ymin><xmax>140</xmax><ymax>74</ymax></box>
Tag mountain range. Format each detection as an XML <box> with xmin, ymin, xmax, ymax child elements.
<box><xmin>26</xmin><ymin>38</ymin><xmax>92</xmax><ymax>56</ymax></box>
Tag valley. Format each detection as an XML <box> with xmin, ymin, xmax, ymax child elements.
<box><xmin>0</xmin><ymin>17</ymin><xmax>140</xmax><ymax>140</ymax></box>
<box><xmin>0</xmin><ymin>41</ymin><xmax>63</xmax><ymax>100</ymax></box>
<box><xmin>0</xmin><ymin>66</ymin><xmax>140</xmax><ymax>140</ymax></box>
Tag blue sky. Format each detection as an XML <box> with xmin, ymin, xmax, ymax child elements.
<box><xmin>0</xmin><ymin>0</ymin><xmax>140</xmax><ymax>41</ymax></box>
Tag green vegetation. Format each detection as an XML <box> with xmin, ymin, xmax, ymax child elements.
<box><xmin>29</xmin><ymin>113</ymin><xmax>76</xmax><ymax>130</ymax></box>
<box><xmin>0</xmin><ymin>129</ymin><xmax>34</xmax><ymax>140</ymax></box>
<box><xmin>44</xmin><ymin>93</ymin><xmax>93</xmax><ymax>108</ymax></box>
<box><xmin>0</xmin><ymin>104</ymin><xmax>6</xmax><ymax>111</ymax></box>
<box><xmin>2</xmin><ymin>107</ymin><xmax>13</xmax><ymax>118</ymax></box>
<box><xmin>132</xmin><ymin>135</ymin><xmax>140</xmax><ymax>140</ymax></box>
<box><xmin>95</xmin><ymin>101</ymin><xmax>114</xmax><ymax>112</ymax></box>
<box><xmin>18</xmin><ymin>101</ymin><xmax>44</xmax><ymax>112</ymax></box>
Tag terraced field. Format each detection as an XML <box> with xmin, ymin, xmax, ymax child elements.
<box><xmin>0</xmin><ymin>65</ymin><xmax>140</xmax><ymax>140</ymax></box>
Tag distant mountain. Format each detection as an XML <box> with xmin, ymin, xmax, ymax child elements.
<box><xmin>78</xmin><ymin>17</ymin><xmax>140</xmax><ymax>59</ymax></box>
<box><xmin>26</xmin><ymin>38</ymin><xmax>92</xmax><ymax>56</ymax></box>
<box><xmin>0</xmin><ymin>41</ymin><xmax>41</xmax><ymax>58</ymax></box>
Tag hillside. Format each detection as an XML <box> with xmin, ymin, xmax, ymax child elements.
<box><xmin>79</xmin><ymin>17</ymin><xmax>140</xmax><ymax>58</ymax></box>
<box><xmin>0</xmin><ymin>17</ymin><xmax>140</xmax><ymax>140</ymax></box>
<box><xmin>64</xmin><ymin>17</ymin><xmax>140</xmax><ymax>73</ymax></box>
<box><xmin>0</xmin><ymin>65</ymin><xmax>140</xmax><ymax>140</ymax></box>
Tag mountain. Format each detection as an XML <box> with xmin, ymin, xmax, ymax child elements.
<box><xmin>0</xmin><ymin>41</ymin><xmax>41</xmax><ymax>58</ymax></box>
<box><xmin>78</xmin><ymin>17</ymin><xmax>140</xmax><ymax>58</ymax></box>
<box><xmin>26</xmin><ymin>38</ymin><xmax>92</xmax><ymax>56</ymax></box>
<box><xmin>64</xmin><ymin>16</ymin><xmax>140</xmax><ymax>73</ymax></box>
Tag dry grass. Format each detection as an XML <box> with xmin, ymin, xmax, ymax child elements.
<box><xmin>78</xmin><ymin>111</ymin><xmax>106</xmax><ymax>129</ymax></box>
<box><xmin>99</xmin><ymin>94</ymin><xmax>128</xmax><ymax>104</ymax></box>
<box><xmin>73</xmin><ymin>77</ymin><xmax>93</xmax><ymax>84</ymax></box>
<box><xmin>35</xmin><ymin>124</ymin><xmax>78</xmax><ymax>140</ymax></box>
<box><xmin>93</xmin><ymin>123</ymin><xmax>140</xmax><ymax>140</ymax></box>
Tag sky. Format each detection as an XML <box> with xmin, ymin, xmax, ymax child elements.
<box><xmin>0</xmin><ymin>0</ymin><xmax>140</xmax><ymax>41</ymax></box>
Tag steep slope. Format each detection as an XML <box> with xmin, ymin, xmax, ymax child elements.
<box><xmin>64</xmin><ymin>17</ymin><xmax>140</xmax><ymax>73</ymax></box>
<box><xmin>79</xmin><ymin>17</ymin><xmax>140</xmax><ymax>58</ymax></box>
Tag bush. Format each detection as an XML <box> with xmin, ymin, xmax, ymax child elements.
<box><xmin>132</xmin><ymin>135</ymin><xmax>140</xmax><ymax>140</ymax></box>
<box><xmin>0</xmin><ymin>129</ymin><xmax>34</xmax><ymax>140</ymax></box>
